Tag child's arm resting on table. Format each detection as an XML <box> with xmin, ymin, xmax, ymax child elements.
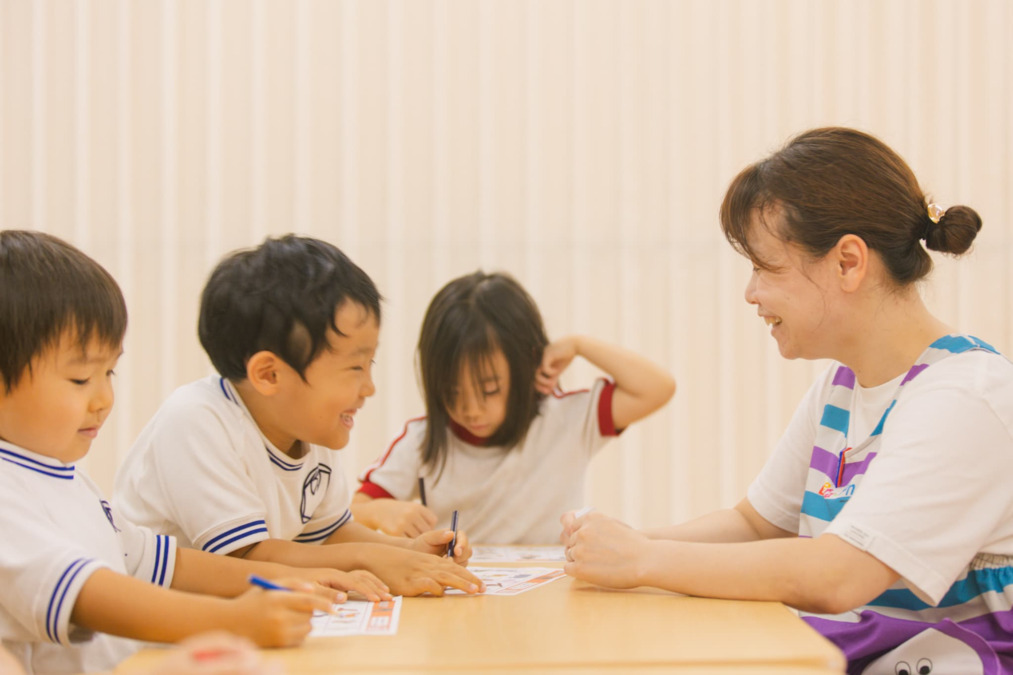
<box><xmin>535</xmin><ymin>335</ymin><xmax>675</xmax><ymax>431</ymax></box>
<box><xmin>231</xmin><ymin>529</ymin><xmax>483</xmax><ymax>597</ymax></box>
<box><xmin>350</xmin><ymin>492</ymin><xmax>438</xmax><ymax>538</ymax></box>
<box><xmin>171</xmin><ymin>546</ymin><xmax>390</xmax><ymax>602</ymax></box>
<box><xmin>70</xmin><ymin>567</ymin><xmax>332</xmax><ymax>648</ymax></box>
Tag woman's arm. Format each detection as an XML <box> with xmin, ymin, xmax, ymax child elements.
<box><xmin>564</xmin><ymin>512</ymin><xmax>898</xmax><ymax>613</ymax></box>
<box><xmin>642</xmin><ymin>498</ymin><xmax>794</xmax><ymax>542</ymax></box>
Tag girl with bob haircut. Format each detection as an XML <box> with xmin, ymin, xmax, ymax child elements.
<box><xmin>353</xmin><ymin>271</ymin><xmax>675</xmax><ymax>545</ymax></box>
<box><xmin>562</xmin><ymin>127</ymin><xmax>1013</xmax><ymax>674</ymax></box>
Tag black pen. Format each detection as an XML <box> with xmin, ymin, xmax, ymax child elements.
<box><xmin>447</xmin><ymin>509</ymin><xmax>459</xmax><ymax>558</ymax></box>
<box><xmin>418</xmin><ymin>476</ymin><xmax>427</xmax><ymax>507</ymax></box>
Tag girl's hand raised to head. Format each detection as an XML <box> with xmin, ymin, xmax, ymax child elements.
<box><xmin>536</xmin><ymin>337</ymin><xmax>580</xmax><ymax>394</ymax></box>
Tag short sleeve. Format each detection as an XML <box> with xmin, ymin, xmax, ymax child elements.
<box><xmin>124</xmin><ymin>394</ymin><xmax>271</xmax><ymax>553</ymax></box>
<box><xmin>824</xmin><ymin>356</ymin><xmax>1013</xmax><ymax>604</ymax></box>
<box><xmin>358</xmin><ymin>419</ymin><xmax>428</xmax><ymax>500</ymax></box>
<box><xmin>106</xmin><ymin>498</ymin><xmax>177</xmax><ymax>587</ymax></box>
<box><xmin>0</xmin><ymin>480</ymin><xmax>104</xmax><ymax>645</ymax></box>
<box><xmin>747</xmin><ymin>368</ymin><xmax>833</xmax><ymax>534</ymax></box>
<box><xmin>562</xmin><ymin>377</ymin><xmax>619</xmax><ymax>461</ymax></box>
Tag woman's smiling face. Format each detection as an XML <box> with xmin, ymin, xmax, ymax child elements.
<box><xmin>742</xmin><ymin>210</ymin><xmax>842</xmax><ymax>362</ymax></box>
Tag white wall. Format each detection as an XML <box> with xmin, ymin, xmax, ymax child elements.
<box><xmin>2</xmin><ymin>0</ymin><xmax>1011</xmax><ymax>530</ymax></box>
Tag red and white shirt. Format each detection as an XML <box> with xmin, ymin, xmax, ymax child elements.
<box><xmin>359</xmin><ymin>378</ymin><xmax>619</xmax><ymax>544</ymax></box>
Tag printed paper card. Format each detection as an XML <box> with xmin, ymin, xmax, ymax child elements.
<box><xmin>470</xmin><ymin>545</ymin><xmax>566</xmax><ymax>563</ymax></box>
<box><xmin>448</xmin><ymin>566</ymin><xmax>567</xmax><ymax>596</ymax></box>
<box><xmin>310</xmin><ymin>597</ymin><xmax>402</xmax><ymax>637</ymax></box>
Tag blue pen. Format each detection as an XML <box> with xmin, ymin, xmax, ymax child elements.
<box><xmin>248</xmin><ymin>575</ymin><xmax>290</xmax><ymax>592</ymax></box>
<box><xmin>447</xmin><ymin>509</ymin><xmax>459</xmax><ymax>558</ymax></box>
<box><xmin>250</xmin><ymin>574</ymin><xmax>333</xmax><ymax>617</ymax></box>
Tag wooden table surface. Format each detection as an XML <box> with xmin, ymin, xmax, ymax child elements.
<box><xmin>115</xmin><ymin>558</ymin><xmax>845</xmax><ymax>674</ymax></box>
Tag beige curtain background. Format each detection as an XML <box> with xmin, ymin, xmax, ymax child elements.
<box><xmin>2</xmin><ymin>0</ymin><xmax>1011</xmax><ymax>531</ymax></box>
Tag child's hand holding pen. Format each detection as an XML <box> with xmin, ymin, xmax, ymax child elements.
<box><xmin>238</xmin><ymin>577</ymin><xmax>335</xmax><ymax>647</ymax></box>
<box><xmin>410</xmin><ymin>522</ymin><xmax>472</xmax><ymax>566</ymax></box>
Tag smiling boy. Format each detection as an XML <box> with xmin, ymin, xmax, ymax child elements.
<box><xmin>114</xmin><ymin>235</ymin><xmax>482</xmax><ymax>596</ymax></box>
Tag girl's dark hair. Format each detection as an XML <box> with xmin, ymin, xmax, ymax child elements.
<box><xmin>199</xmin><ymin>234</ymin><xmax>381</xmax><ymax>380</ymax></box>
<box><xmin>0</xmin><ymin>230</ymin><xmax>127</xmax><ymax>393</ymax></box>
<box><xmin>719</xmin><ymin>126</ymin><xmax>982</xmax><ymax>284</ymax></box>
<box><xmin>417</xmin><ymin>271</ymin><xmax>549</xmax><ymax>475</ymax></box>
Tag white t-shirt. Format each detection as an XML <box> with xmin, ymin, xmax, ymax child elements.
<box><xmin>358</xmin><ymin>378</ymin><xmax>619</xmax><ymax>544</ymax></box>
<box><xmin>0</xmin><ymin>443</ymin><xmax>176</xmax><ymax>675</ymax></box>
<box><xmin>748</xmin><ymin>337</ymin><xmax>1013</xmax><ymax>671</ymax></box>
<box><xmin>114</xmin><ymin>376</ymin><xmax>353</xmax><ymax>554</ymax></box>
<box><xmin>750</xmin><ymin>349</ymin><xmax>1013</xmax><ymax>603</ymax></box>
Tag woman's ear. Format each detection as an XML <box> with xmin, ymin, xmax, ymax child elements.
<box><xmin>835</xmin><ymin>234</ymin><xmax>868</xmax><ymax>292</ymax></box>
<box><xmin>245</xmin><ymin>351</ymin><xmax>282</xmax><ymax>395</ymax></box>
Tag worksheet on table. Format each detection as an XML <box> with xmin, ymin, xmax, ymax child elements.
<box><xmin>469</xmin><ymin>545</ymin><xmax>566</xmax><ymax>563</ymax></box>
<box><xmin>310</xmin><ymin>597</ymin><xmax>402</xmax><ymax>637</ymax></box>
<box><xmin>448</xmin><ymin>567</ymin><xmax>566</xmax><ymax>596</ymax></box>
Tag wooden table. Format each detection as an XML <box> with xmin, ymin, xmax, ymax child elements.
<box><xmin>115</xmin><ymin>561</ymin><xmax>845</xmax><ymax>674</ymax></box>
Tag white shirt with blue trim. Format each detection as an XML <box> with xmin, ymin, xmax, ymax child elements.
<box><xmin>113</xmin><ymin>375</ymin><xmax>353</xmax><ymax>555</ymax></box>
<box><xmin>0</xmin><ymin>443</ymin><xmax>176</xmax><ymax>674</ymax></box>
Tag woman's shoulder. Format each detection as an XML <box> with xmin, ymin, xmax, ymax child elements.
<box><xmin>910</xmin><ymin>342</ymin><xmax>1013</xmax><ymax>388</ymax></box>
<box><xmin>899</xmin><ymin>342</ymin><xmax>1013</xmax><ymax>421</ymax></box>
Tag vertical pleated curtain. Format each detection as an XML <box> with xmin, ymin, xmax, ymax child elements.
<box><xmin>2</xmin><ymin>0</ymin><xmax>1010</xmax><ymax>530</ymax></box>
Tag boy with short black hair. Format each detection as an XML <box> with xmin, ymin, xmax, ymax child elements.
<box><xmin>115</xmin><ymin>235</ymin><xmax>482</xmax><ymax>596</ymax></box>
<box><xmin>0</xmin><ymin>230</ymin><xmax>362</xmax><ymax>675</ymax></box>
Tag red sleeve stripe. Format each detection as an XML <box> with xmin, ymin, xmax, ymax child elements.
<box><xmin>358</xmin><ymin>415</ymin><xmax>426</xmax><ymax>485</ymax></box>
<box><xmin>597</xmin><ymin>379</ymin><xmax>619</xmax><ymax>436</ymax></box>
<box><xmin>357</xmin><ymin>481</ymin><xmax>395</xmax><ymax>499</ymax></box>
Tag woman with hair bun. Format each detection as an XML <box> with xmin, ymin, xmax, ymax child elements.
<box><xmin>562</xmin><ymin>127</ymin><xmax>1012</xmax><ymax>674</ymax></box>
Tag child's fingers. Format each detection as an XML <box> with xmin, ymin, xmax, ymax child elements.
<box><xmin>419</xmin><ymin>528</ymin><xmax>454</xmax><ymax>547</ymax></box>
<box><xmin>322</xmin><ymin>588</ymin><xmax>347</xmax><ymax>604</ymax></box>
<box><xmin>346</xmin><ymin>571</ymin><xmax>392</xmax><ymax>602</ymax></box>
<box><xmin>406</xmin><ymin>510</ymin><xmax>438</xmax><ymax>538</ymax></box>
<box><xmin>264</xmin><ymin>589</ymin><xmax>335</xmax><ymax>616</ymax></box>
<box><xmin>419</xmin><ymin>505</ymin><xmax>439</xmax><ymax>528</ymax></box>
<box><xmin>431</xmin><ymin>570</ymin><xmax>481</xmax><ymax>595</ymax></box>
<box><xmin>443</xmin><ymin>562</ymin><xmax>484</xmax><ymax>591</ymax></box>
<box><xmin>451</xmin><ymin>531</ymin><xmax>472</xmax><ymax>564</ymax></box>
<box><xmin>273</xmin><ymin>611</ymin><xmax>314</xmax><ymax>648</ymax></box>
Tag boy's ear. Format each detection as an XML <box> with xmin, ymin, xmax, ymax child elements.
<box><xmin>245</xmin><ymin>351</ymin><xmax>282</xmax><ymax>395</ymax></box>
